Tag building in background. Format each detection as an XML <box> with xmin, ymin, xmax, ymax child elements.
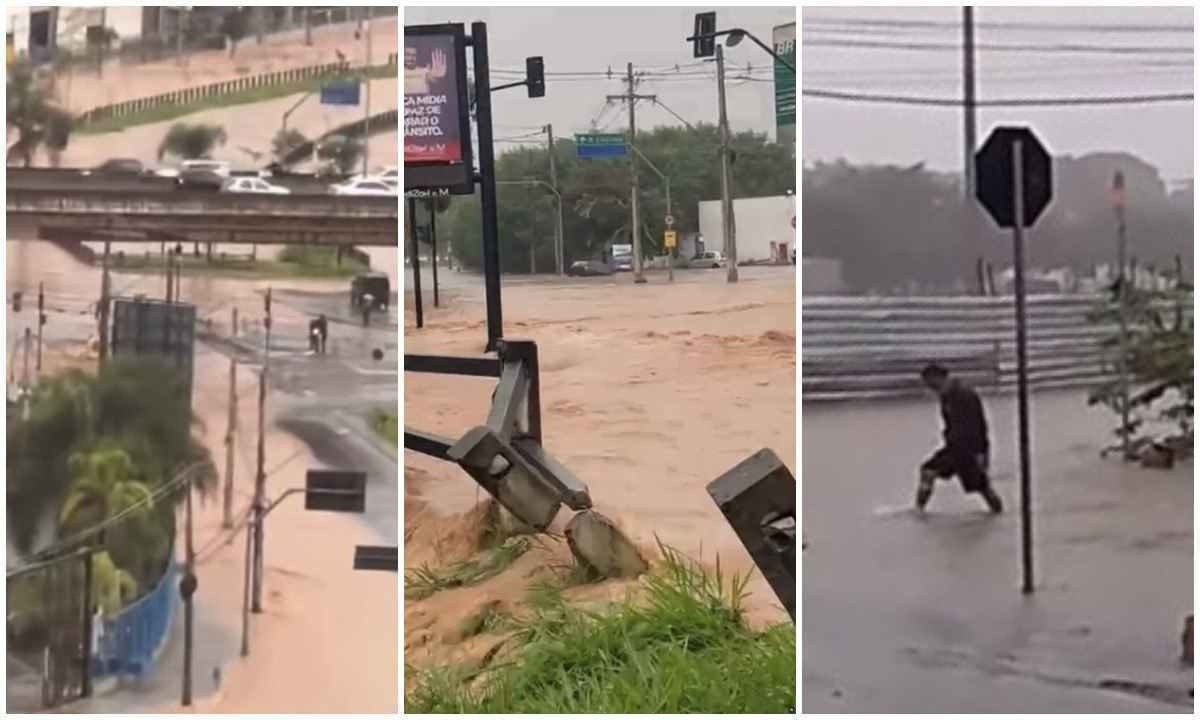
<box><xmin>698</xmin><ymin>194</ymin><xmax>795</xmax><ymax>264</ymax></box>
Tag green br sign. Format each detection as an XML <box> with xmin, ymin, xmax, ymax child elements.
<box><xmin>773</xmin><ymin>22</ymin><xmax>796</xmax><ymax>132</ymax></box>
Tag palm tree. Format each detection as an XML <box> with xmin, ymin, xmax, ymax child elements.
<box><xmin>6</xmin><ymin>60</ymin><xmax>73</xmax><ymax>167</ymax></box>
<box><xmin>156</xmin><ymin>122</ymin><xmax>228</xmax><ymax>162</ymax></box>
<box><xmin>59</xmin><ymin>445</ymin><xmax>154</xmax><ymax>532</ymax></box>
<box><xmin>91</xmin><ymin>551</ymin><xmax>138</xmax><ymax>616</ymax></box>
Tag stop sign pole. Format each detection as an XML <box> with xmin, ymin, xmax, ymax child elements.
<box><xmin>1010</xmin><ymin>139</ymin><xmax>1034</xmax><ymax>595</ymax></box>
<box><xmin>975</xmin><ymin>126</ymin><xmax>1052</xmax><ymax>596</ymax></box>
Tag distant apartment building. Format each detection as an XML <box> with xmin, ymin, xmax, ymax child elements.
<box><xmin>6</xmin><ymin>6</ymin><xmax>187</xmax><ymax>64</ymax></box>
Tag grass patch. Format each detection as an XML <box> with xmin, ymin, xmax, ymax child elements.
<box><xmin>78</xmin><ymin>65</ymin><xmax>397</xmax><ymax>135</ymax></box>
<box><xmin>109</xmin><ymin>245</ymin><xmax>367</xmax><ymax>279</ymax></box>
<box><xmin>405</xmin><ymin>543</ymin><xmax>796</xmax><ymax>713</ymax></box>
<box><xmin>405</xmin><ymin>536</ymin><xmax>532</xmax><ymax>601</ymax></box>
<box><xmin>369</xmin><ymin>408</ymin><xmax>398</xmax><ymax>447</ymax></box>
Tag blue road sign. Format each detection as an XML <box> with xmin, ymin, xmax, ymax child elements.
<box><xmin>575</xmin><ymin>133</ymin><xmax>626</xmax><ymax>159</ymax></box>
<box><xmin>321</xmin><ymin>79</ymin><xmax>361</xmax><ymax>106</ymax></box>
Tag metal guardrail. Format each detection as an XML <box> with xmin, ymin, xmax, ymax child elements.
<box><xmin>76</xmin><ymin>53</ymin><xmax>398</xmax><ymax>127</ymax></box>
<box><xmin>802</xmin><ymin>294</ymin><xmax>1126</xmax><ymax>400</ymax></box>
<box><xmin>7</xmin><ymin>188</ymin><xmax>397</xmax><ymax>219</ymax></box>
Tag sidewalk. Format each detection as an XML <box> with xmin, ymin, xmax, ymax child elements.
<box><xmin>802</xmin><ymin>390</ymin><xmax>1192</xmax><ymax>713</ymax></box>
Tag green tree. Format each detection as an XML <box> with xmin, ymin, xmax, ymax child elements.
<box><xmin>438</xmin><ymin>123</ymin><xmax>793</xmax><ymax>273</ymax></box>
<box><xmin>91</xmin><ymin>551</ymin><xmax>138</xmax><ymax>616</ymax></box>
<box><xmin>5</xmin><ymin>60</ymin><xmax>73</xmax><ymax>167</ymax></box>
<box><xmin>157</xmin><ymin>122</ymin><xmax>228</xmax><ymax>162</ymax></box>
<box><xmin>317</xmin><ymin>134</ymin><xmax>364</xmax><ymax>175</ymax></box>
<box><xmin>59</xmin><ymin>445</ymin><xmax>154</xmax><ymax>531</ymax></box>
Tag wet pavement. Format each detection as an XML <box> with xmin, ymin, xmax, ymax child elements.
<box><xmin>802</xmin><ymin>391</ymin><xmax>1193</xmax><ymax>713</ymax></box>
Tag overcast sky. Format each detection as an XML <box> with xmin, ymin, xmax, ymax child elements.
<box><xmin>802</xmin><ymin>6</ymin><xmax>1194</xmax><ymax>183</ymax></box>
<box><xmin>404</xmin><ymin>6</ymin><xmax>796</xmax><ymax>149</ymax></box>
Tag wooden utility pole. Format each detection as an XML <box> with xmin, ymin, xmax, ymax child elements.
<box><xmin>608</xmin><ymin>64</ymin><xmax>655</xmax><ymax>284</ymax></box>
<box><xmin>252</xmin><ymin>288</ymin><xmax>271</xmax><ymax>612</ymax></box>
<box><xmin>36</xmin><ymin>283</ymin><xmax>44</xmax><ymax>372</ymax></box>
<box><xmin>181</xmin><ymin>476</ymin><xmax>196</xmax><ymax>705</ymax></box>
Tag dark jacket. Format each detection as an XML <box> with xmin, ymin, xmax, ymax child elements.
<box><xmin>940</xmin><ymin>379</ymin><xmax>989</xmax><ymax>456</ymax></box>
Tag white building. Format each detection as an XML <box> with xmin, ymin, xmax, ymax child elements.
<box><xmin>698</xmin><ymin>194</ymin><xmax>795</xmax><ymax>264</ymax></box>
<box><xmin>6</xmin><ymin>6</ymin><xmax>179</xmax><ymax>64</ymax></box>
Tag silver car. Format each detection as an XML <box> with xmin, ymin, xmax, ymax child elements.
<box><xmin>690</xmin><ymin>250</ymin><xmax>727</xmax><ymax>269</ymax></box>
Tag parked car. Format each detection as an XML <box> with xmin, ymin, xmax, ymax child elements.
<box><xmin>566</xmin><ymin>260</ymin><xmax>613</xmax><ymax>277</ymax></box>
<box><xmin>331</xmin><ymin>177</ymin><xmax>395</xmax><ymax>196</ymax></box>
<box><xmin>176</xmin><ymin>168</ymin><xmax>224</xmax><ymax>191</ymax></box>
<box><xmin>351</xmin><ymin>272</ymin><xmax>391</xmax><ymax>311</ymax></box>
<box><xmin>690</xmin><ymin>250</ymin><xmax>727</xmax><ymax>269</ymax></box>
<box><xmin>180</xmin><ymin>159</ymin><xmax>231</xmax><ymax>178</ymax></box>
<box><xmin>221</xmin><ymin>177</ymin><xmax>291</xmax><ymax>195</ymax></box>
<box><xmin>82</xmin><ymin>158</ymin><xmax>145</xmax><ymax>176</ymax></box>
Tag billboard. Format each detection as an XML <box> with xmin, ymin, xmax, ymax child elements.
<box><xmin>404</xmin><ymin>23</ymin><xmax>474</xmax><ymax>194</ymax></box>
<box><xmin>773</xmin><ymin>22</ymin><xmax>796</xmax><ymax>148</ymax></box>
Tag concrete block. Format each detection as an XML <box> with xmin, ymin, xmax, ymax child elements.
<box><xmin>565</xmin><ymin>510</ymin><xmax>648</xmax><ymax>579</ymax></box>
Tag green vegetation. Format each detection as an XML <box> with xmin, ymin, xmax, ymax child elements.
<box><xmin>157</xmin><ymin>122</ymin><xmax>228</xmax><ymax>161</ymax></box>
<box><xmin>317</xmin><ymin>134</ymin><xmax>365</xmax><ymax>175</ymax></box>
<box><xmin>435</xmin><ymin>124</ymin><xmax>793</xmax><ymax>272</ymax></box>
<box><xmin>272</xmin><ymin>127</ymin><xmax>310</xmax><ymax>164</ymax></box>
<box><xmin>369</xmin><ymin>408</ymin><xmax>398</xmax><ymax>447</ymax></box>
<box><xmin>1088</xmin><ymin>258</ymin><xmax>1194</xmax><ymax>457</ymax></box>
<box><xmin>7</xmin><ymin>359</ymin><xmax>216</xmax><ymax>608</ymax></box>
<box><xmin>109</xmin><ymin>245</ymin><xmax>368</xmax><ymax>279</ymax></box>
<box><xmin>7</xmin><ymin>60</ymin><xmax>73</xmax><ymax>166</ymax></box>
<box><xmin>406</xmin><ymin>544</ymin><xmax>796</xmax><ymax>714</ymax></box>
<box><xmin>77</xmin><ymin>65</ymin><xmax>397</xmax><ymax>135</ymax></box>
<box><xmin>405</xmin><ymin>537</ymin><xmax>532</xmax><ymax>600</ymax></box>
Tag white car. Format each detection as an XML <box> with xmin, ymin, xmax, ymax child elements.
<box><xmin>221</xmin><ymin>177</ymin><xmax>290</xmax><ymax>195</ymax></box>
<box><xmin>331</xmin><ymin>177</ymin><xmax>395</xmax><ymax>196</ymax></box>
<box><xmin>180</xmin><ymin>159</ymin><xmax>231</xmax><ymax>178</ymax></box>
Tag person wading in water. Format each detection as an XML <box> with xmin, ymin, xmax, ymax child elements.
<box><xmin>916</xmin><ymin>363</ymin><xmax>1003</xmax><ymax>514</ymax></box>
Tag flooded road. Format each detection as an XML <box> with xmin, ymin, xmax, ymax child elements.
<box><xmin>802</xmin><ymin>392</ymin><xmax>1193</xmax><ymax>712</ymax></box>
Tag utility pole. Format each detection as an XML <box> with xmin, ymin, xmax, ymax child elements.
<box><xmin>22</xmin><ymin>327</ymin><xmax>31</xmax><ymax>391</ymax></box>
<box><xmin>36</xmin><ymin>283</ymin><xmax>44</xmax><ymax>372</ymax></box>
<box><xmin>545</xmin><ymin>123</ymin><xmax>564</xmax><ymax>275</ymax></box>
<box><xmin>98</xmin><ymin>240</ymin><xmax>112</xmax><ymax>364</ymax></box>
<box><xmin>962</xmin><ymin>7</ymin><xmax>979</xmax><ymax>258</ymax></box>
<box><xmin>1113</xmin><ymin>170</ymin><xmax>1131</xmax><ymax>460</ymax></box>
<box><xmin>252</xmin><ymin>288</ymin><xmax>271</xmax><ymax>612</ymax></box>
<box><xmin>181</xmin><ymin>474</ymin><xmax>196</xmax><ymax>706</ymax></box>
<box><xmin>223</xmin><ymin>347</ymin><xmax>237</xmax><ymax>529</ymax></box>
<box><xmin>608</xmin><ymin>64</ymin><xmax>656</xmax><ymax>284</ymax></box>
<box><xmin>361</xmin><ymin>6</ymin><xmax>373</xmax><ymax>177</ymax></box>
<box><xmin>716</xmin><ymin>45</ymin><xmax>737</xmax><ymax>283</ymax></box>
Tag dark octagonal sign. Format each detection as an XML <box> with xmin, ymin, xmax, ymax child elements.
<box><xmin>975</xmin><ymin>126</ymin><xmax>1053</xmax><ymax>229</ymax></box>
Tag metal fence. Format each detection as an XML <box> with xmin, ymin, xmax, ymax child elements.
<box><xmin>802</xmin><ymin>294</ymin><xmax>1118</xmax><ymax>401</ymax></box>
<box><xmin>94</xmin><ymin>554</ymin><xmax>178</xmax><ymax>679</ymax></box>
<box><xmin>76</xmin><ymin>53</ymin><xmax>398</xmax><ymax>127</ymax></box>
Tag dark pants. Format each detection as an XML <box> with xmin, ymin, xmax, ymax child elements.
<box><xmin>921</xmin><ymin>446</ymin><xmax>991</xmax><ymax>494</ymax></box>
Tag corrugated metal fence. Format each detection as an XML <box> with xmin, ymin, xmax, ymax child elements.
<box><xmin>802</xmin><ymin>294</ymin><xmax>1118</xmax><ymax>400</ymax></box>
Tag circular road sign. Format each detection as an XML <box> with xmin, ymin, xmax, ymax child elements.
<box><xmin>975</xmin><ymin>126</ymin><xmax>1053</xmax><ymax>229</ymax></box>
<box><xmin>664</xmin><ymin>214</ymin><xmax>675</xmax><ymax>227</ymax></box>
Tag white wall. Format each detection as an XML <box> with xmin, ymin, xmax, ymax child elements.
<box><xmin>698</xmin><ymin>194</ymin><xmax>796</xmax><ymax>262</ymax></box>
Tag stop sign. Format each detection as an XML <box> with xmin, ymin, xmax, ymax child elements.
<box><xmin>975</xmin><ymin>126</ymin><xmax>1053</xmax><ymax>229</ymax></box>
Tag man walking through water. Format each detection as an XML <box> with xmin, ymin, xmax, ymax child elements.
<box><xmin>917</xmin><ymin>363</ymin><xmax>1003</xmax><ymax>514</ymax></box>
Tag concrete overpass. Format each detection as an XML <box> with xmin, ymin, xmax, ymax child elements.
<box><xmin>7</xmin><ymin>188</ymin><xmax>398</xmax><ymax>246</ymax></box>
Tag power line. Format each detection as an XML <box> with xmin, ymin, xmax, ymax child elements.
<box><xmin>803</xmin><ymin>16</ymin><xmax>1195</xmax><ymax>34</ymax></box>
<box><xmin>803</xmin><ymin>36</ymin><xmax>1194</xmax><ymax>55</ymax></box>
<box><xmin>803</xmin><ymin>88</ymin><xmax>1195</xmax><ymax>107</ymax></box>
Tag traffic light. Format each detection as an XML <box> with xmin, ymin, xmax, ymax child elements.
<box><xmin>693</xmin><ymin>12</ymin><xmax>716</xmax><ymax>58</ymax></box>
<box><xmin>526</xmin><ymin>56</ymin><xmax>545</xmax><ymax>98</ymax></box>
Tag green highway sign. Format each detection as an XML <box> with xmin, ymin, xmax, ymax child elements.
<box><xmin>773</xmin><ymin>22</ymin><xmax>796</xmax><ymax>132</ymax></box>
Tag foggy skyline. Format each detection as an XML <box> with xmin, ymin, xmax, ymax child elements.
<box><xmin>404</xmin><ymin>6</ymin><xmax>796</xmax><ymax>150</ymax></box>
<box><xmin>802</xmin><ymin>6</ymin><xmax>1194</xmax><ymax>184</ymax></box>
